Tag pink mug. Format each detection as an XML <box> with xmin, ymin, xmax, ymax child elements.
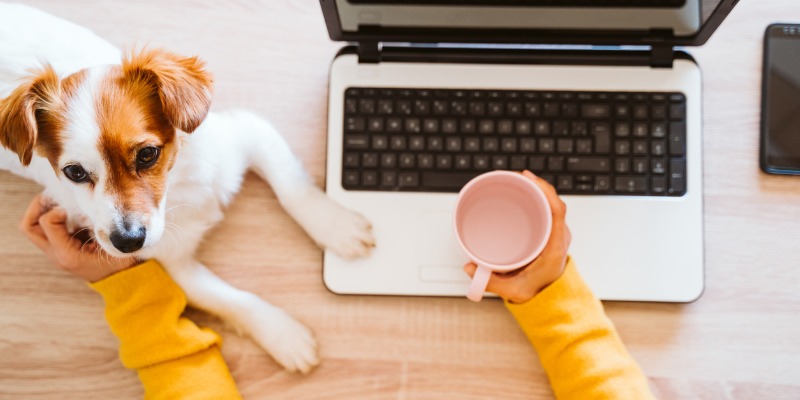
<box><xmin>454</xmin><ymin>171</ymin><xmax>553</xmax><ymax>302</ymax></box>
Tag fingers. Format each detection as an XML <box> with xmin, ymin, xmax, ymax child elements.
<box><xmin>522</xmin><ymin>170</ymin><xmax>566</xmax><ymax>220</ymax></box>
<box><xmin>38</xmin><ymin>207</ymin><xmax>79</xmax><ymax>255</ymax></box>
<box><xmin>464</xmin><ymin>262</ymin><xmax>533</xmax><ymax>301</ymax></box>
<box><xmin>19</xmin><ymin>195</ymin><xmax>50</xmax><ymax>251</ymax></box>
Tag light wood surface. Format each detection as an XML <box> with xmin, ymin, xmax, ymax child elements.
<box><xmin>1</xmin><ymin>0</ymin><xmax>799</xmax><ymax>399</ymax></box>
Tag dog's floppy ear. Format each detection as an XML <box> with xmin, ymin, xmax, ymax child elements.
<box><xmin>0</xmin><ymin>66</ymin><xmax>60</xmax><ymax>166</ymax></box>
<box><xmin>122</xmin><ymin>48</ymin><xmax>213</xmax><ymax>133</ymax></box>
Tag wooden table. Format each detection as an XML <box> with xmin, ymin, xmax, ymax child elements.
<box><xmin>1</xmin><ymin>0</ymin><xmax>799</xmax><ymax>398</ymax></box>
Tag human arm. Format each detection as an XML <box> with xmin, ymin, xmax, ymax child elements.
<box><xmin>464</xmin><ymin>172</ymin><xmax>654</xmax><ymax>400</ymax></box>
<box><xmin>19</xmin><ymin>195</ymin><xmax>242</xmax><ymax>400</ymax></box>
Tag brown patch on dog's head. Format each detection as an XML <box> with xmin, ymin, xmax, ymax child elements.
<box><xmin>121</xmin><ymin>48</ymin><xmax>213</xmax><ymax>133</ymax></box>
<box><xmin>0</xmin><ymin>65</ymin><xmax>63</xmax><ymax>166</ymax></box>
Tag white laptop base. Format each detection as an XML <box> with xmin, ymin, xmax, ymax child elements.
<box><xmin>324</xmin><ymin>54</ymin><xmax>703</xmax><ymax>302</ymax></box>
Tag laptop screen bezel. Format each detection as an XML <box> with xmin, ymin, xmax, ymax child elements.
<box><xmin>319</xmin><ymin>0</ymin><xmax>738</xmax><ymax>47</ymax></box>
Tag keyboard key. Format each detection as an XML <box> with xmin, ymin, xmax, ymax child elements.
<box><xmin>483</xmin><ymin>138</ymin><xmax>499</xmax><ymax>152</ymax></box>
<box><xmin>615</xmin><ymin>159</ymin><xmax>630</xmax><ymax>173</ymax></box>
<box><xmin>615</xmin><ymin>141</ymin><xmax>631</xmax><ymax>156</ymax></box>
<box><xmin>498</xmin><ymin>120</ymin><xmax>514</xmax><ymax>134</ymax></box>
<box><xmin>516</xmin><ymin>120</ymin><xmax>532</xmax><ymax>135</ymax></box>
<box><xmin>345</xmin><ymin>117</ymin><xmax>365</xmax><ymax>132</ymax></box>
<box><xmin>381</xmin><ymin>154</ymin><xmax>397</xmax><ymax>168</ymax></box>
<box><xmin>436</xmin><ymin>154</ymin><xmax>453</xmax><ymax>169</ymax></box>
<box><xmin>566</xmin><ymin>157</ymin><xmax>611</xmax><ymax>172</ymax></box>
<box><xmin>344</xmin><ymin>170</ymin><xmax>359</xmax><ymax>186</ymax></box>
<box><xmin>359</xmin><ymin>99</ymin><xmax>375</xmax><ymax>114</ymax></box>
<box><xmin>344</xmin><ymin>152</ymin><xmax>359</xmax><ymax>167</ymax></box>
<box><xmin>544</xmin><ymin>102</ymin><xmax>560</xmax><ymax>117</ymax></box>
<box><xmin>479</xmin><ymin>119</ymin><xmax>495</xmax><ymax>134</ymax></box>
<box><xmin>362</xmin><ymin>153</ymin><xmax>378</xmax><ymax>167</ymax></box>
<box><xmin>581</xmin><ymin>104</ymin><xmax>610</xmax><ymax>118</ymax></box>
<box><xmin>405</xmin><ymin>118</ymin><xmax>421</xmax><ymax>133</ymax></box>
<box><xmin>507</xmin><ymin>102</ymin><xmax>522</xmax><ymax>116</ymax></box>
<box><xmin>633</xmin><ymin>158</ymin><xmax>648</xmax><ymax>174</ymax></box>
<box><xmin>651</xmin><ymin>158</ymin><xmax>666</xmax><ymax>174</ymax></box>
<box><xmin>557</xmin><ymin>139</ymin><xmax>574</xmax><ymax>154</ymax></box>
<box><xmin>451</xmin><ymin>101</ymin><xmax>467</xmax><ymax>115</ymax></box>
<box><xmin>418</xmin><ymin>154</ymin><xmax>434</xmax><ymax>169</ymax></box>
<box><xmin>460</xmin><ymin>119</ymin><xmax>477</xmax><ymax>133</ymax></box>
<box><xmin>553</xmin><ymin>121</ymin><xmax>569</xmax><ymax>136</ymax></box>
<box><xmin>399</xmin><ymin>173</ymin><xmax>419</xmax><ymax>187</ymax></box>
<box><xmin>614</xmin><ymin>176</ymin><xmax>647</xmax><ymax>194</ymax></box>
<box><xmin>427</xmin><ymin>137</ymin><xmax>444</xmax><ymax>151</ymax></box>
<box><xmin>423</xmin><ymin>118</ymin><xmax>439</xmax><ymax>133</ymax></box>
<box><xmin>595</xmin><ymin>175</ymin><xmax>610</xmax><ymax>192</ymax></box>
<box><xmin>345</xmin><ymin>98</ymin><xmax>358</xmax><ymax>114</ymax></box>
<box><xmin>535</xmin><ymin>121</ymin><xmax>551</xmax><ymax>135</ymax></box>
<box><xmin>615</xmin><ymin>105</ymin><xmax>630</xmax><ymax>118</ymax></box>
<box><xmin>576</xmin><ymin>139</ymin><xmax>592</xmax><ymax>154</ymax></box>
<box><xmin>377</xmin><ymin>100</ymin><xmax>393</xmax><ymax>115</ymax></box>
<box><xmin>669</xmin><ymin>122</ymin><xmax>686</xmax><ymax>156</ymax></box>
<box><xmin>387</xmin><ymin>118</ymin><xmax>402</xmax><ymax>132</ymax></box>
<box><xmin>651</xmin><ymin>141</ymin><xmax>666</xmax><ymax>156</ymax></box>
<box><xmin>633</xmin><ymin>122</ymin><xmax>648</xmax><ymax>137</ymax></box>
<box><xmin>520</xmin><ymin>138</ymin><xmax>536</xmax><ymax>152</ymax></box>
<box><xmin>455</xmin><ymin>155</ymin><xmax>471</xmax><ymax>169</ymax></box>
<box><xmin>492</xmin><ymin>156</ymin><xmax>509</xmax><ymax>169</ymax></box>
<box><xmin>414</xmin><ymin>100</ymin><xmax>431</xmax><ymax>115</ymax></box>
<box><xmin>652</xmin><ymin>123</ymin><xmax>667</xmax><ymax>138</ymax></box>
<box><xmin>446</xmin><ymin>137</ymin><xmax>462</xmax><ymax>152</ymax></box>
<box><xmin>442</xmin><ymin>119</ymin><xmax>457</xmax><ymax>134</ymax></box>
<box><xmin>669</xmin><ymin>158</ymin><xmax>686</xmax><ymax>195</ymax></box>
<box><xmin>633</xmin><ymin>105</ymin><xmax>648</xmax><ymax>119</ymax></box>
<box><xmin>399</xmin><ymin>153</ymin><xmax>416</xmax><ymax>169</ymax></box>
<box><xmin>474</xmin><ymin>155</ymin><xmax>490</xmax><ymax>170</ymax></box>
<box><xmin>372</xmin><ymin>135</ymin><xmax>388</xmax><ymax>150</ymax></box>
<box><xmin>409</xmin><ymin>136</ymin><xmax>425</xmax><ymax>150</ymax></box>
<box><xmin>362</xmin><ymin>171</ymin><xmax>378</xmax><ymax>187</ymax></box>
<box><xmin>422</xmin><ymin>172</ymin><xmax>476</xmax><ymax>190</ymax></box>
<box><xmin>651</xmin><ymin>176</ymin><xmax>667</xmax><ymax>194</ymax></box>
<box><xmin>510</xmin><ymin>156</ymin><xmax>527</xmax><ymax>170</ymax></box>
<box><xmin>502</xmin><ymin>138</ymin><xmax>518</xmax><ymax>153</ymax></box>
<box><xmin>469</xmin><ymin>101</ymin><xmax>486</xmax><ymax>116</ymax></box>
<box><xmin>528</xmin><ymin>156</ymin><xmax>546</xmax><ymax>172</ymax></box>
<box><xmin>670</xmin><ymin>104</ymin><xmax>686</xmax><ymax>120</ymax></box>
<box><xmin>539</xmin><ymin>139</ymin><xmax>555</xmax><ymax>153</ymax></box>
<box><xmin>557</xmin><ymin>175</ymin><xmax>574</xmax><ymax>191</ymax></box>
<box><xmin>615</xmin><ymin>123</ymin><xmax>630</xmax><ymax>137</ymax></box>
<box><xmin>572</xmin><ymin>121</ymin><xmax>588</xmax><ymax>136</ymax></box>
<box><xmin>651</xmin><ymin>105</ymin><xmax>667</xmax><ymax>120</ymax></box>
<box><xmin>464</xmin><ymin>137</ymin><xmax>480</xmax><ymax>152</ymax></box>
<box><xmin>381</xmin><ymin>171</ymin><xmax>397</xmax><ymax>187</ymax></box>
<box><xmin>488</xmin><ymin>102</ymin><xmax>504</xmax><ymax>116</ymax></box>
<box><xmin>548</xmin><ymin>156</ymin><xmax>565</xmax><ymax>172</ymax></box>
<box><xmin>633</xmin><ymin>141</ymin><xmax>648</xmax><ymax>155</ymax></box>
<box><xmin>432</xmin><ymin>100</ymin><xmax>448</xmax><ymax>115</ymax></box>
<box><xmin>390</xmin><ymin>136</ymin><xmax>407</xmax><ymax>150</ymax></box>
<box><xmin>345</xmin><ymin>135</ymin><xmax>369</xmax><ymax>149</ymax></box>
<box><xmin>591</xmin><ymin>123</ymin><xmax>611</xmax><ymax>153</ymax></box>
<box><xmin>524</xmin><ymin>102</ymin><xmax>541</xmax><ymax>116</ymax></box>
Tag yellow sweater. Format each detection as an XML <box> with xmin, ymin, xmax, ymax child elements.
<box><xmin>506</xmin><ymin>258</ymin><xmax>655</xmax><ymax>399</ymax></box>
<box><xmin>89</xmin><ymin>258</ymin><xmax>651</xmax><ymax>400</ymax></box>
<box><xmin>89</xmin><ymin>260</ymin><xmax>242</xmax><ymax>400</ymax></box>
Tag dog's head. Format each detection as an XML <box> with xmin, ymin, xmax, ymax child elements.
<box><xmin>0</xmin><ymin>48</ymin><xmax>213</xmax><ymax>256</ymax></box>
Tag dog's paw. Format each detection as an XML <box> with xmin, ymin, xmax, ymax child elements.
<box><xmin>292</xmin><ymin>191</ymin><xmax>375</xmax><ymax>259</ymax></box>
<box><xmin>248</xmin><ymin>308</ymin><xmax>319</xmax><ymax>374</ymax></box>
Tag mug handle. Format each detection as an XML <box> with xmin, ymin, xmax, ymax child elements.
<box><xmin>467</xmin><ymin>264</ymin><xmax>492</xmax><ymax>302</ymax></box>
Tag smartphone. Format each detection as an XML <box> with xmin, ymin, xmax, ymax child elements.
<box><xmin>761</xmin><ymin>23</ymin><xmax>800</xmax><ymax>175</ymax></box>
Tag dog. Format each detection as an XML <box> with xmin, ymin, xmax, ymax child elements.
<box><xmin>0</xmin><ymin>4</ymin><xmax>375</xmax><ymax>373</ymax></box>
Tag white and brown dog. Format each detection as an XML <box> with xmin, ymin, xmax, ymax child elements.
<box><xmin>0</xmin><ymin>4</ymin><xmax>374</xmax><ymax>373</ymax></box>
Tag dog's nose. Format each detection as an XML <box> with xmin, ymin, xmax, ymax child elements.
<box><xmin>109</xmin><ymin>227</ymin><xmax>146</xmax><ymax>253</ymax></box>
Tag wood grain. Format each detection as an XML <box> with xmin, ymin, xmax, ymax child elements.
<box><xmin>1</xmin><ymin>0</ymin><xmax>800</xmax><ymax>399</ymax></box>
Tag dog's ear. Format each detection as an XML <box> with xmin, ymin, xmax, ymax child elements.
<box><xmin>122</xmin><ymin>48</ymin><xmax>213</xmax><ymax>133</ymax></box>
<box><xmin>0</xmin><ymin>66</ymin><xmax>60</xmax><ymax>166</ymax></box>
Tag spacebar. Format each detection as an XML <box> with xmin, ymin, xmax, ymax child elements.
<box><xmin>422</xmin><ymin>172</ymin><xmax>478</xmax><ymax>190</ymax></box>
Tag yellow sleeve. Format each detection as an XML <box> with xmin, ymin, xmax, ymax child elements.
<box><xmin>89</xmin><ymin>260</ymin><xmax>242</xmax><ymax>400</ymax></box>
<box><xmin>506</xmin><ymin>258</ymin><xmax>654</xmax><ymax>400</ymax></box>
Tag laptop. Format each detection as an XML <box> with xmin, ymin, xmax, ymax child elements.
<box><xmin>320</xmin><ymin>0</ymin><xmax>738</xmax><ymax>302</ymax></box>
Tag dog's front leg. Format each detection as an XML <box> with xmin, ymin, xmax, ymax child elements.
<box><xmin>225</xmin><ymin>110</ymin><xmax>375</xmax><ymax>259</ymax></box>
<box><xmin>161</xmin><ymin>257</ymin><xmax>319</xmax><ymax>373</ymax></box>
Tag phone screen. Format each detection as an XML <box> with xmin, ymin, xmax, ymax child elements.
<box><xmin>762</xmin><ymin>24</ymin><xmax>800</xmax><ymax>173</ymax></box>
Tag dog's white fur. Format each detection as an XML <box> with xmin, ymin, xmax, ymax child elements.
<box><xmin>0</xmin><ymin>4</ymin><xmax>374</xmax><ymax>373</ymax></box>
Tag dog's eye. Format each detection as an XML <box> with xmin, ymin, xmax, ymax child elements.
<box><xmin>63</xmin><ymin>165</ymin><xmax>89</xmax><ymax>183</ymax></box>
<box><xmin>136</xmin><ymin>147</ymin><xmax>160</xmax><ymax>169</ymax></box>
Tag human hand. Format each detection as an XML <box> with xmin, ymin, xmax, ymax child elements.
<box><xmin>464</xmin><ymin>170</ymin><xmax>572</xmax><ymax>303</ymax></box>
<box><xmin>19</xmin><ymin>194</ymin><xmax>138</xmax><ymax>282</ymax></box>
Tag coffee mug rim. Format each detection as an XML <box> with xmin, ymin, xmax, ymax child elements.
<box><xmin>453</xmin><ymin>171</ymin><xmax>553</xmax><ymax>272</ymax></box>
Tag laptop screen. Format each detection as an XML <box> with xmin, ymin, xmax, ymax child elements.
<box><xmin>334</xmin><ymin>0</ymin><xmax>722</xmax><ymax>38</ymax></box>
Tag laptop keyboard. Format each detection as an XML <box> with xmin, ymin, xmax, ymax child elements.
<box><xmin>342</xmin><ymin>88</ymin><xmax>687</xmax><ymax>196</ymax></box>
<box><xmin>346</xmin><ymin>0</ymin><xmax>686</xmax><ymax>8</ymax></box>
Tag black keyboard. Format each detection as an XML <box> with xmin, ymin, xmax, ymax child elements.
<box><xmin>347</xmin><ymin>0</ymin><xmax>686</xmax><ymax>8</ymax></box>
<box><xmin>342</xmin><ymin>88</ymin><xmax>687</xmax><ymax>196</ymax></box>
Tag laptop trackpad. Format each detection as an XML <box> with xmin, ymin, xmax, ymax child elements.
<box><xmin>417</xmin><ymin>211</ymin><xmax>471</xmax><ymax>283</ymax></box>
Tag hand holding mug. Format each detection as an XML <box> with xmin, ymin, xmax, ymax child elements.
<box><xmin>459</xmin><ymin>171</ymin><xmax>571</xmax><ymax>303</ymax></box>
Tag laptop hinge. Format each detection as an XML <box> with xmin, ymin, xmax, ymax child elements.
<box><xmin>357</xmin><ymin>40</ymin><xmax>381</xmax><ymax>63</ymax></box>
<box><xmin>650</xmin><ymin>45</ymin><xmax>674</xmax><ymax>69</ymax></box>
